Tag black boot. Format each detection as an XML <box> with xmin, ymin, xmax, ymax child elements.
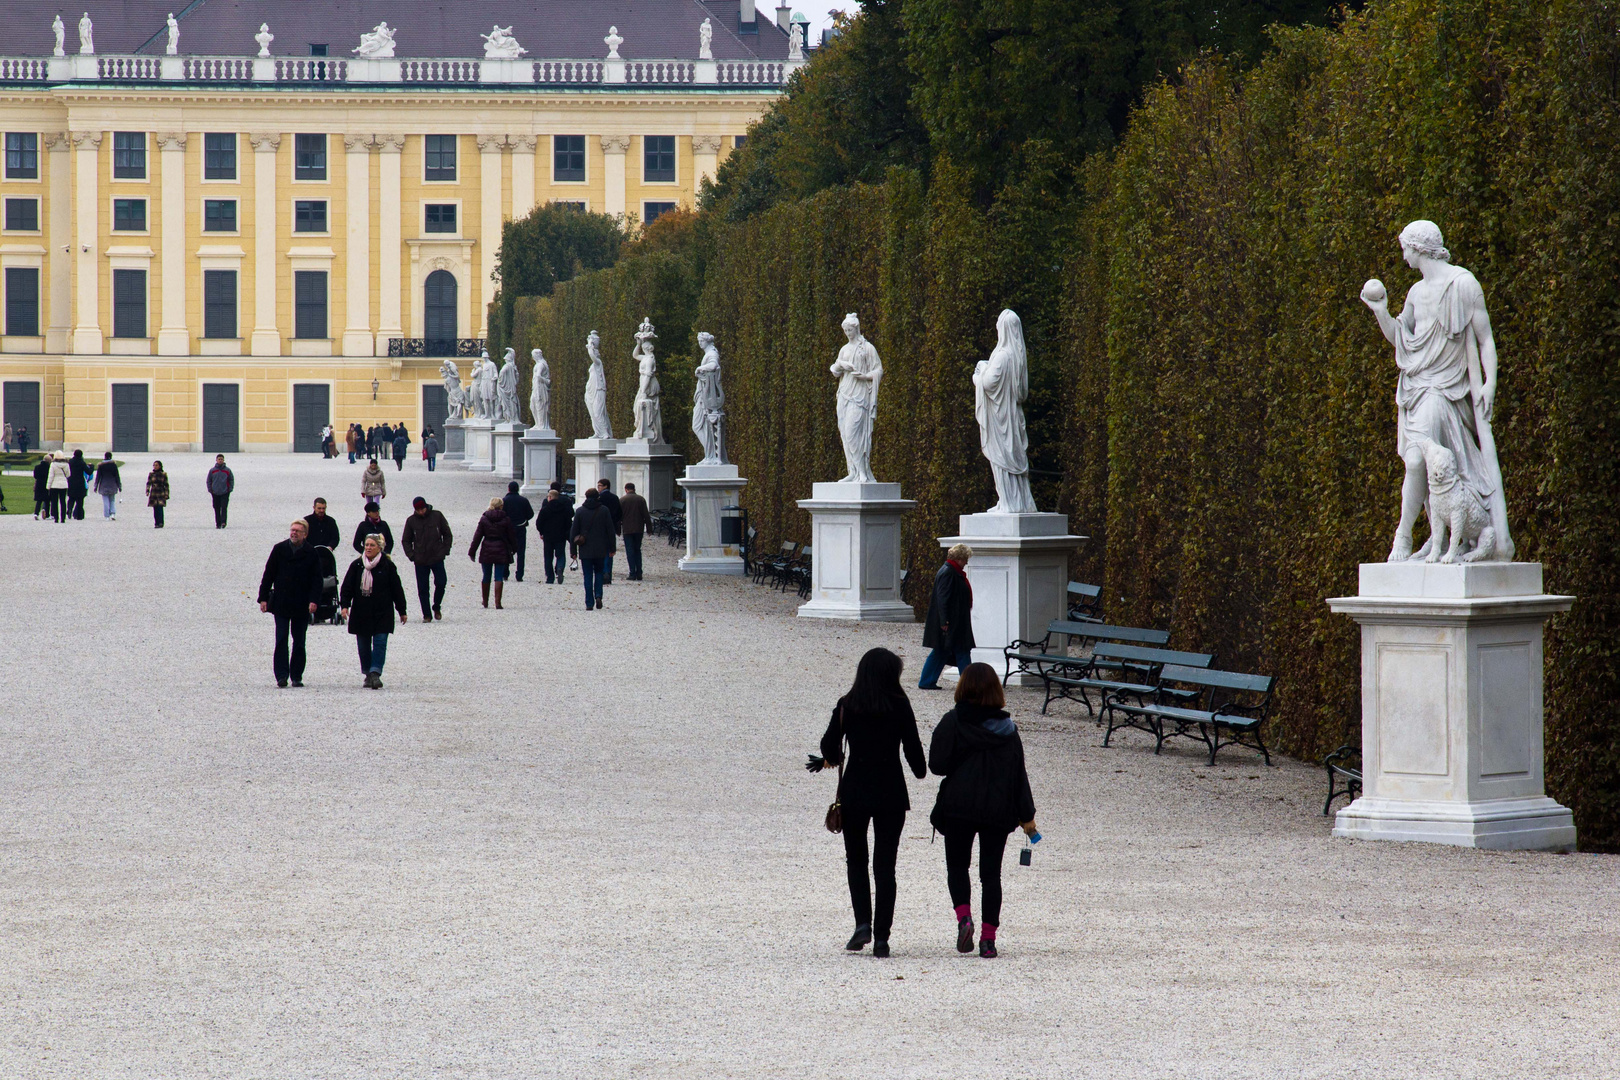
<box><xmin>845</xmin><ymin>924</ymin><xmax>872</xmax><ymax>952</ymax></box>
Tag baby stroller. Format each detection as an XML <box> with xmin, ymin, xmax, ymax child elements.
<box><xmin>313</xmin><ymin>546</ymin><xmax>345</xmax><ymax>625</ymax></box>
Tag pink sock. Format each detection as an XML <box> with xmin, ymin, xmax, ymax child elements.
<box><xmin>981</xmin><ymin>923</ymin><xmax>997</xmax><ymax>941</ymax></box>
<box><xmin>954</xmin><ymin>904</ymin><xmax>971</xmax><ymax>922</ymax></box>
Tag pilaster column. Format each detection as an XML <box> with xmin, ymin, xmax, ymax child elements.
<box><xmin>156</xmin><ymin>132</ymin><xmax>189</xmax><ymax>354</ymax></box>
<box><xmin>692</xmin><ymin>135</ymin><xmax>723</xmax><ymax>188</ymax></box>
<box><xmin>46</xmin><ymin>133</ymin><xmax>71</xmax><ymax>352</ymax></box>
<box><xmin>476</xmin><ymin>135</ymin><xmax>506</xmax><ymax>340</ymax></box>
<box><xmin>510</xmin><ymin>134</ymin><xmax>537</xmax><ymax>221</ymax></box>
<box><xmin>601</xmin><ymin>135</ymin><xmax>629</xmax><ymax>218</ymax></box>
<box><xmin>342</xmin><ymin>134</ymin><xmax>374</xmax><ymax>356</ymax></box>
<box><xmin>375</xmin><ymin>134</ymin><xmax>404</xmax><ymax>355</ymax></box>
<box><xmin>248</xmin><ymin>133</ymin><xmax>280</xmax><ymax>355</ymax></box>
<box><xmin>70</xmin><ymin>131</ymin><xmax>102</xmax><ymax>354</ymax></box>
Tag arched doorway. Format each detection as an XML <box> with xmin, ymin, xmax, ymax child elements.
<box><xmin>424</xmin><ymin>269</ymin><xmax>457</xmax><ymax>355</ymax></box>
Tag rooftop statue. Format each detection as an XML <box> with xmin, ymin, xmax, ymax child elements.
<box><xmin>77</xmin><ymin>11</ymin><xmax>93</xmax><ymax>55</ymax></box>
<box><xmin>52</xmin><ymin>15</ymin><xmax>63</xmax><ymax>57</ymax></box>
<box><xmin>353</xmin><ymin>21</ymin><xmax>396</xmax><ymax>58</ymax></box>
<box><xmin>699</xmin><ymin>18</ymin><xmax>713</xmax><ymax>60</ymax></box>
<box><xmin>255</xmin><ymin>23</ymin><xmax>273</xmax><ymax>58</ymax></box>
<box><xmin>481</xmin><ymin>25</ymin><xmax>527</xmax><ymax>59</ymax></box>
<box><xmin>788</xmin><ymin>22</ymin><xmax>805</xmax><ymax>62</ymax></box>
<box><xmin>166</xmin><ymin>13</ymin><xmax>179</xmax><ymax>56</ymax></box>
<box><xmin>604</xmin><ymin>26</ymin><xmax>623</xmax><ymax>60</ymax></box>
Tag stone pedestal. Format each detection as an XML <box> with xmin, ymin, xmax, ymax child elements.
<box><xmin>462</xmin><ymin>417</ymin><xmax>494</xmax><ymax>472</ymax></box>
<box><xmin>677</xmin><ymin>463</ymin><xmax>748</xmax><ymax>574</ymax></box>
<box><xmin>1327</xmin><ymin>562</ymin><xmax>1576</xmax><ymax>851</ymax></box>
<box><xmin>491</xmin><ymin>422</ymin><xmax>526</xmax><ymax>482</ymax></box>
<box><xmin>441</xmin><ymin>416</ymin><xmax>465</xmax><ymax>463</ymax></box>
<box><xmin>520</xmin><ymin>427</ymin><xmax>560</xmax><ymax>498</ymax></box>
<box><xmin>795</xmin><ymin>482</ymin><xmax>917</xmax><ymax>621</ymax></box>
<box><xmin>610</xmin><ymin>439</ymin><xmax>683</xmax><ymax>510</ymax></box>
<box><xmin>937</xmin><ymin>513</ymin><xmax>1086</xmax><ymax>682</ymax></box>
<box><xmin>568</xmin><ymin>437</ymin><xmax>619</xmax><ymax>493</ymax></box>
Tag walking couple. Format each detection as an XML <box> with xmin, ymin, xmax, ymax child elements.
<box><xmin>813</xmin><ymin>648</ymin><xmax>1039</xmax><ymax>959</ymax></box>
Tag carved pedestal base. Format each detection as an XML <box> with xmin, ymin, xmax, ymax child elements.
<box><xmin>440</xmin><ymin>417</ymin><xmax>465</xmax><ymax>462</ymax></box>
<box><xmin>462</xmin><ymin>418</ymin><xmax>494</xmax><ymax>472</ymax></box>
<box><xmin>678</xmin><ymin>463</ymin><xmax>748</xmax><ymax>574</ymax></box>
<box><xmin>568</xmin><ymin>438</ymin><xmax>619</xmax><ymax>493</ymax></box>
<box><xmin>491</xmin><ymin>423</ymin><xmax>526</xmax><ymax>482</ymax></box>
<box><xmin>519</xmin><ymin>427</ymin><xmax>560</xmax><ymax>498</ymax></box>
<box><xmin>796</xmin><ymin>482</ymin><xmax>917</xmax><ymax>621</ymax></box>
<box><xmin>609</xmin><ymin>438</ymin><xmax>682</xmax><ymax>511</ymax></box>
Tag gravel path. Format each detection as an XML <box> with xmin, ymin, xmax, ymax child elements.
<box><xmin>2</xmin><ymin>453</ymin><xmax>1616</xmax><ymax>1078</ymax></box>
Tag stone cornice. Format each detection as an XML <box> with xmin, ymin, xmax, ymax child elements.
<box><xmin>248</xmin><ymin>132</ymin><xmax>281</xmax><ymax>151</ymax></box>
<box><xmin>600</xmin><ymin>134</ymin><xmax>631</xmax><ymax>153</ymax></box>
<box><xmin>69</xmin><ymin>130</ymin><xmax>101</xmax><ymax>148</ymax></box>
<box><xmin>154</xmin><ymin>131</ymin><xmax>187</xmax><ymax>151</ymax></box>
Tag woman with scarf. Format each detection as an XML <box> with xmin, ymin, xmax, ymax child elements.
<box><xmin>918</xmin><ymin>543</ymin><xmax>975</xmax><ymax>690</ymax></box>
<box><xmin>145</xmin><ymin>461</ymin><xmax>170</xmax><ymax>528</ymax></box>
<box><xmin>340</xmin><ymin>532</ymin><xmax>408</xmax><ymax>689</ymax></box>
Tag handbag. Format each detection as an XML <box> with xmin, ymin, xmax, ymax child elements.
<box><xmin>824</xmin><ymin>704</ymin><xmax>846</xmax><ymax>833</ymax></box>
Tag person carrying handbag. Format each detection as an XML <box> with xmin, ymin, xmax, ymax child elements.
<box><xmin>808</xmin><ymin>647</ymin><xmax>925</xmax><ymax>958</ymax></box>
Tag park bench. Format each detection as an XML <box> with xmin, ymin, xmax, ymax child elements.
<box><xmin>1002</xmin><ymin>621</ymin><xmax>1170</xmax><ymax>685</ymax></box>
<box><xmin>1102</xmin><ymin>665</ymin><xmax>1275</xmax><ymax>765</ymax></box>
<box><xmin>1322</xmin><ymin>744</ymin><xmax>1363</xmax><ymax>815</ymax></box>
<box><xmin>755</xmin><ymin>541</ymin><xmax>798</xmax><ymax>586</ymax></box>
<box><xmin>1067</xmin><ymin>581</ymin><xmax>1103</xmax><ymax>623</ymax></box>
<box><xmin>782</xmin><ymin>545</ymin><xmax>813</xmax><ymax>597</ymax></box>
<box><xmin>1040</xmin><ymin>642</ymin><xmax>1215</xmax><ymax>717</ymax></box>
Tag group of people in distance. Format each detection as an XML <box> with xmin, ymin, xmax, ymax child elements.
<box><xmin>331</xmin><ymin>422</ymin><xmax>440</xmax><ymax>470</ymax></box>
<box><xmin>26</xmin><ymin>449</ymin><xmax>201</xmax><ymax>527</ymax></box>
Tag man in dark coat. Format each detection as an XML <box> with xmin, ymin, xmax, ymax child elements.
<box><xmin>257</xmin><ymin>519</ymin><xmax>324</xmax><ymax>688</ymax></box>
<box><xmin>351</xmin><ymin>502</ymin><xmax>394</xmax><ymax>554</ymax></box>
<box><xmin>31</xmin><ymin>454</ymin><xmax>49</xmax><ymax>518</ymax></box>
<box><xmin>206</xmin><ymin>454</ymin><xmax>234</xmax><ymax>528</ymax></box>
<box><xmin>618</xmin><ymin>482</ymin><xmax>651</xmax><ymax>581</ymax></box>
<box><xmin>535</xmin><ymin>483</ymin><xmax>573</xmax><ymax>584</ymax></box>
<box><xmin>570</xmin><ymin>488</ymin><xmax>617</xmax><ymax>610</ymax></box>
<box><xmin>919</xmin><ymin>543</ymin><xmax>976</xmax><ymax>689</ymax></box>
<box><xmin>594</xmin><ymin>479</ymin><xmax>622</xmax><ymax>584</ymax></box>
<box><xmin>391</xmin><ymin>425</ymin><xmax>409</xmax><ymax>471</ymax></box>
<box><xmin>303</xmin><ymin>498</ymin><xmax>342</xmax><ymax>549</ymax></box>
<box><xmin>401</xmin><ymin>496</ymin><xmax>453</xmax><ymax>620</ymax></box>
<box><xmin>502</xmin><ymin>481</ymin><xmax>535</xmax><ymax>582</ymax></box>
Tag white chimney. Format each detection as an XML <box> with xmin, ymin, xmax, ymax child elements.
<box><xmin>776</xmin><ymin>4</ymin><xmax>792</xmax><ymax>30</ymax></box>
<box><xmin>740</xmin><ymin>0</ymin><xmax>756</xmax><ymax>27</ymax></box>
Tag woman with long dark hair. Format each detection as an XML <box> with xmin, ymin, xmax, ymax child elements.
<box><xmin>811</xmin><ymin>647</ymin><xmax>926</xmax><ymax>958</ymax></box>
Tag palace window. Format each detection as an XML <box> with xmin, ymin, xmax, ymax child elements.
<box><xmin>112</xmin><ymin>269</ymin><xmax>147</xmax><ymax>338</ymax></box>
<box><xmin>5</xmin><ymin>267</ymin><xmax>38</xmax><ymax>336</ymax></box>
<box><xmin>113</xmin><ymin>132</ymin><xmax>147</xmax><ymax>179</ymax></box>
<box><xmin>424</xmin><ymin>135</ymin><xmax>457</xmax><ymax>181</ymax></box>
<box><xmin>644</xmin><ymin>201</ymin><xmax>677</xmax><ymax>225</ymax></box>
<box><xmin>4</xmin><ymin>197</ymin><xmax>38</xmax><ymax>232</ymax></box>
<box><xmin>643</xmin><ymin>136</ymin><xmax>675</xmax><ymax>183</ymax></box>
<box><xmin>295</xmin><ymin>134</ymin><xmax>327</xmax><ymax>180</ymax></box>
<box><xmin>294</xmin><ymin>270</ymin><xmax>327</xmax><ymax>339</ymax></box>
<box><xmin>424</xmin><ymin>204</ymin><xmax>457</xmax><ymax>233</ymax></box>
<box><xmin>113</xmin><ymin>198</ymin><xmax>147</xmax><ymax>232</ymax></box>
<box><xmin>4</xmin><ymin>133</ymin><xmax>38</xmax><ymax>179</ymax></box>
<box><xmin>309</xmin><ymin>44</ymin><xmax>328</xmax><ymax>56</ymax></box>
<box><xmin>554</xmin><ymin>135</ymin><xmax>585</xmax><ymax>182</ymax></box>
<box><xmin>734</xmin><ymin>135</ymin><xmax>748</xmax><ymax>149</ymax></box>
<box><xmin>204</xmin><ymin>133</ymin><xmax>237</xmax><ymax>180</ymax></box>
<box><xmin>294</xmin><ymin>200</ymin><xmax>328</xmax><ymax>233</ymax></box>
<box><xmin>203</xmin><ymin>270</ymin><xmax>237</xmax><ymax>339</ymax></box>
<box><xmin>204</xmin><ymin>199</ymin><xmax>237</xmax><ymax>232</ymax></box>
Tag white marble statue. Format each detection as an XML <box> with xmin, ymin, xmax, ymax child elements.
<box><xmin>496</xmin><ymin>348</ymin><xmax>521</xmax><ymax>424</ymax></box>
<box><xmin>1361</xmin><ymin>219</ymin><xmax>1513</xmax><ymax>562</ymax></box>
<box><xmin>77</xmin><ymin>11</ymin><xmax>93</xmax><ymax>54</ymax></box>
<box><xmin>255</xmin><ymin>23</ymin><xmax>273</xmax><ymax>58</ymax></box>
<box><xmin>604</xmin><ymin>26</ymin><xmax>623</xmax><ymax>60</ymax></box>
<box><xmin>481</xmin><ymin>25</ymin><xmax>527</xmax><ymax>59</ymax></box>
<box><xmin>353</xmin><ymin>21</ymin><xmax>396</xmax><ymax>58</ymax></box>
<box><xmin>830</xmin><ymin>312</ymin><xmax>882</xmax><ymax>484</ymax></box>
<box><xmin>631</xmin><ymin>317</ymin><xmax>663</xmax><ymax>443</ymax></box>
<box><xmin>973</xmin><ymin>308</ymin><xmax>1038</xmax><ymax>514</ymax></box>
<box><xmin>467</xmin><ymin>351</ymin><xmax>492</xmax><ymax>420</ymax></box>
<box><xmin>699</xmin><ymin>18</ymin><xmax>713</xmax><ymax>60</ymax></box>
<box><xmin>788</xmin><ymin>22</ymin><xmax>805</xmax><ymax>62</ymax></box>
<box><xmin>166</xmin><ymin>13</ymin><xmax>179</xmax><ymax>55</ymax></box>
<box><xmin>439</xmin><ymin>359</ymin><xmax>467</xmax><ymax>418</ymax></box>
<box><xmin>585</xmin><ymin>330</ymin><xmax>613</xmax><ymax>439</ymax></box>
<box><xmin>529</xmin><ymin>348</ymin><xmax>552</xmax><ymax>430</ymax></box>
<box><xmin>52</xmin><ymin>15</ymin><xmax>64</xmax><ymax>56</ymax></box>
<box><xmin>693</xmin><ymin>331</ymin><xmax>725</xmax><ymax>465</ymax></box>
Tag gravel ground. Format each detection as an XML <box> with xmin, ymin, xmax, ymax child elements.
<box><xmin>2</xmin><ymin>453</ymin><xmax>1617</xmax><ymax>1079</ymax></box>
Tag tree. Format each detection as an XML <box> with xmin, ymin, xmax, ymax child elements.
<box><xmin>488</xmin><ymin>203</ymin><xmax>626</xmax><ymax>351</ymax></box>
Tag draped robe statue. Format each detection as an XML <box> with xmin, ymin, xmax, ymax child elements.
<box><xmin>973</xmin><ymin>309</ymin><xmax>1038</xmax><ymax>513</ymax></box>
<box><xmin>692</xmin><ymin>331</ymin><xmax>726</xmax><ymax>464</ymax></box>
<box><xmin>472</xmin><ymin>352</ymin><xmax>497</xmax><ymax>420</ymax></box>
<box><xmin>439</xmin><ymin>359</ymin><xmax>466</xmax><ymax>418</ymax></box>
<box><xmin>496</xmin><ymin>348</ymin><xmax>521</xmax><ymax>423</ymax></box>
<box><xmin>529</xmin><ymin>348</ymin><xmax>551</xmax><ymax>430</ymax></box>
<box><xmin>631</xmin><ymin>317</ymin><xmax>664</xmax><ymax>442</ymax></box>
<box><xmin>585</xmin><ymin>331</ymin><xmax>613</xmax><ymax>439</ymax></box>
<box><xmin>1362</xmin><ymin>220</ymin><xmax>1513</xmax><ymax>562</ymax></box>
<box><xmin>830</xmin><ymin>313</ymin><xmax>881</xmax><ymax>483</ymax></box>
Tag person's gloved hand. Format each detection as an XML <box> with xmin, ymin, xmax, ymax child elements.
<box><xmin>805</xmin><ymin>754</ymin><xmax>827</xmax><ymax>773</ymax></box>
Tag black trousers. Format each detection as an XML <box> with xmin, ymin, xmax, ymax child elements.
<box><xmin>542</xmin><ymin>538</ymin><xmax>566</xmax><ymax>582</ymax></box>
<box><xmin>843</xmin><ymin>809</ymin><xmax>906</xmax><ymax>940</ymax></box>
<box><xmin>152</xmin><ymin>504</ymin><xmax>164</xmax><ymax>527</ymax></box>
<box><xmin>624</xmin><ymin>531</ymin><xmax>644</xmax><ymax>577</ymax></box>
<box><xmin>272</xmin><ymin>609</ymin><xmax>310</xmax><ymax>682</ymax></box>
<box><xmin>512</xmin><ymin>530</ymin><xmax>527</xmax><ymax>580</ymax></box>
<box><xmin>944</xmin><ymin>828</ymin><xmax>1009</xmax><ymax>928</ymax></box>
<box><xmin>212</xmin><ymin>493</ymin><xmax>230</xmax><ymax>527</ymax></box>
<box><xmin>414</xmin><ymin>559</ymin><xmax>447</xmax><ymax>616</ymax></box>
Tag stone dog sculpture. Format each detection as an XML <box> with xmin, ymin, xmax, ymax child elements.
<box><xmin>1411</xmin><ymin>435</ymin><xmax>1495</xmax><ymax>564</ymax></box>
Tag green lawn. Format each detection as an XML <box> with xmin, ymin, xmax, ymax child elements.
<box><xmin>1</xmin><ymin>474</ymin><xmax>34</xmax><ymax>513</ymax></box>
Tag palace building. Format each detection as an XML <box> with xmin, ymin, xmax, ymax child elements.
<box><xmin>0</xmin><ymin>0</ymin><xmax>799</xmax><ymax>451</ymax></box>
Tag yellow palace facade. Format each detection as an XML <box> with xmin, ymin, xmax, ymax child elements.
<box><xmin>0</xmin><ymin>0</ymin><xmax>798</xmax><ymax>452</ymax></box>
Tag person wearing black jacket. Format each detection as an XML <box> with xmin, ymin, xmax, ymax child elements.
<box><xmin>928</xmin><ymin>662</ymin><xmax>1039</xmax><ymax>959</ymax></box>
<box><xmin>66</xmin><ymin>448</ymin><xmax>89</xmax><ymax>520</ymax></box>
<box><xmin>303</xmin><ymin>498</ymin><xmax>342</xmax><ymax>550</ymax></box>
<box><xmin>391</xmin><ymin>425</ymin><xmax>410</xmax><ymax>471</ymax></box>
<box><xmin>351</xmin><ymin>502</ymin><xmax>394</xmax><ymax>554</ymax></box>
<box><xmin>257</xmin><ymin>520</ymin><xmax>324</xmax><ymax>688</ymax></box>
<box><xmin>536</xmin><ymin>484</ymin><xmax>574</xmax><ymax>584</ymax></box>
<box><xmin>811</xmin><ymin>647</ymin><xmax>926</xmax><ymax>958</ymax></box>
<box><xmin>340</xmin><ymin>533</ymin><xmax>408</xmax><ymax>689</ymax></box>
<box><xmin>594</xmin><ymin>479</ymin><xmax>622</xmax><ymax>584</ymax></box>
<box><xmin>920</xmin><ymin>543</ymin><xmax>975</xmax><ymax>689</ymax></box>
<box><xmin>502</xmin><ymin>481</ymin><xmax>535</xmax><ymax>581</ymax></box>
<box><xmin>31</xmin><ymin>455</ymin><xmax>49</xmax><ymax>518</ymax></box>
<box><xmin>569</xmin><ymin>487</ymin><xmax>617</xmax><ymax>610</ymax></box>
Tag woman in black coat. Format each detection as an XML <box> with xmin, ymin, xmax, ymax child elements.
<box><xmin>339</xmin><ymin>533</ymin><xmax>408</xmax><ymax>689</ymax></box>
<box><xmin>66</xmin><ymin>448</ymin><xmax>89</xmax><ymax>519</ymax></box>
<box><xmin>468</xmin><ymin>497</ymin><xmax>517</xmax><ymax>609</ymax></box>
<box><xmin>928</xmin><ymin>662</ymin><xmax>1039</xmax><ymax>959</ymax></box>
<box><xmin>812</xmin><ymin>647</ymin><xmax>926</xmax><ymax>958</ymax></box>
